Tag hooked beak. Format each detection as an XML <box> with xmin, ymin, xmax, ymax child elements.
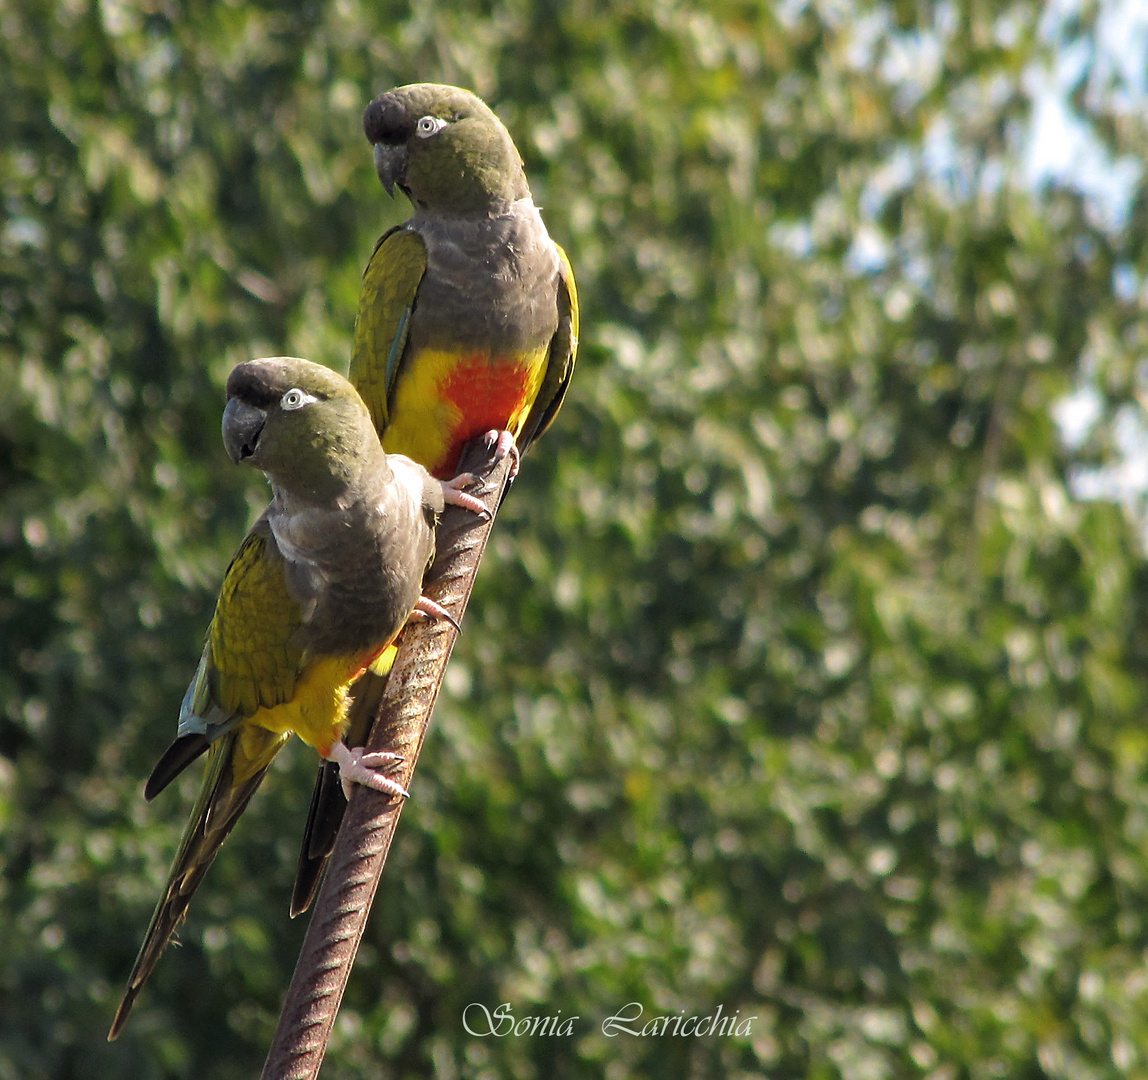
<box><xmin>373</xmin><ymin>142</ymin><xmax>408</xmax><ymax>198</ymax></box>
<box><xmin>222</xmin><ymin>398</ymin><xmax>266</xmax><ymax>464</ymax></box>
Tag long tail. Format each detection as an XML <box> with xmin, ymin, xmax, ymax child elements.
<box><xmin>108</xmin><ymin>722</ymin><xmax>288</xmax><ymax>1040</ymax></box>
<box><xmin>290</xmin><ymin>647</ymin><xmax>396</xmax><ymax>917</ymax></box>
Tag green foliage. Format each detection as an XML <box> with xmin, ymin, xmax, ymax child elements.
<box><xmin>4</xmin><ymin>1</ymin><xmax>1148</xmax><ymax>1077</ymax></box>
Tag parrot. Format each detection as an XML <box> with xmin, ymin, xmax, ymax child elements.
<box><xmin>290</xmin><ymin>83</ymin><xmax>579</xmax><ymax>917</ymax></box>
<box><xmin>109</xmin><ymin>356</ymin><xmax>483</xmax><ymax>1040</ymax></box>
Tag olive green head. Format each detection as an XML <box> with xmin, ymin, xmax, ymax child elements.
<box><xmin>223</xmin><ymin>357</ymin><xmax>381</xmax><ymax>501</ymax></box>
<box><xmin>363</xmin><ymin>83</ymin><xmax>530</xmax><ymax>214</ymax></box>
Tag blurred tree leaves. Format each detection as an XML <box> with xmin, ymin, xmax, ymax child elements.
<box><xmin>4</xmin><ymin>0</ymin><xmax>1148</xmax><ymax>1078</ymax></box>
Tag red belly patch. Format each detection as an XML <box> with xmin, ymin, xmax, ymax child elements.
<box><xmin>438</xmin><ymin>355</ymin><xmax>533</xmax><ymax>476</ymax></box>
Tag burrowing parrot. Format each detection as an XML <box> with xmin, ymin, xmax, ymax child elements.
<box><xmin>291</xmin><ymin>83</ymin><xmax>579</xmax><ymax>915</ymax></box>
<box><xmin>109</xmin><ymin>357</ymin><xmax>483</xmax><ymax>1040</ymax></box>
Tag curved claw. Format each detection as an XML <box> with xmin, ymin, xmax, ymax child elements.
<box><xmin>411</xmin><ymin>595</ymin><xmax>460</xmax><ymax>633</ymax></box>
<box><xmin>482</xmin><ymin>429</ymin><xmax>521</xmax><ymax>480</ymax></box>
<box><xmin>447</xmin><ymin>471</ymin><xmax>487</xmax><ymax>495</ymax></box>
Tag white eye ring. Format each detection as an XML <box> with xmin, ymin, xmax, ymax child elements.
<box><xmin>281</xmin><ymin>388</ymin><xmax>317</xmax><ymax>411</ymax></box>
<box><xmin>415</xmin><ymin>115</ymin><xmax>447</xmax><ymax>138</ymax></box>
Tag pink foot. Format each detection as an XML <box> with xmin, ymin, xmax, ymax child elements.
<box><xmin>441</xmin><ymin>473</ymin><xmax>489</xmax><ymax>517</ymax></box>
<box><xmin>325</xmin><ymin>740</ymin><xmax>408</xmax><ymax>801</ymax></box>
<box><xmin>482</xmin><ymin>429</ymin><xmax>521</xmax><ymax>480</ymax></box>
<box><xmin>410</xmin><ymin>594</ymin><xmax>460</xmax><ymax>633</ymax></box>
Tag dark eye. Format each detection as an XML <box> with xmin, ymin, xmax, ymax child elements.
<box><xmin>415</xmin><ymin>115</ymin><xmax>447</xmax><ymax>138</ymax></box>
<box><xmin>281</xmin><ymin>388</ymin><xmax>310</xmax><ymax>411</ymax></box>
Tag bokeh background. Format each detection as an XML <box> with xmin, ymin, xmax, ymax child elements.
<box><xmin>5</xmin><ymin>1</ymin><xmax>1148</xmax><ymax>1077</ymax></box>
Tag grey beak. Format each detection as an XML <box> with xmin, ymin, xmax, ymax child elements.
<box><xmin>373</xmin><ymin>142</ymin><xmax>407</xmax><ymax>198</ymax></box>
<box><xmin>222</xmin><ymin>398</ymin><xmax>266</xmax><ymax>464</ymax></box>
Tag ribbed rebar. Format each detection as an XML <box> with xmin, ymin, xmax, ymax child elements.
<box><xmin>261</xmin><ymin>442</ymin><xmax>511</xmax><ymax>1080</ymax></box>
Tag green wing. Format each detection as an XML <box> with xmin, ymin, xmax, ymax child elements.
<box><xmin>144</xmin><ymin>519</ymin><xmax>304</xmax><ymax>801</ymax></box>
<box><xmin>208</xmin><ymin>521</ymin><xmax>306</xmax><ymax>717</ymax></box>
<box><xmin>520</xmin><ymin>241</ymin><xmax>579</xmax><ymax>451</ymax></box>
<box><xmin>349</xmin><ymin>226</ymin><xmax>428</xmax><ymax>435</ymax></box>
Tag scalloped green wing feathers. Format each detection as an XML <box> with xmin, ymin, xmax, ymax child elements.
<box><xmin>208</xmin><ymin>522</ymin><xmax>306</xmax><ymax>717</ymax></box>
<box><xmin>349</xmin><ymin>226</ymin><xmax>427</xmax><ymax>435</ymax></box>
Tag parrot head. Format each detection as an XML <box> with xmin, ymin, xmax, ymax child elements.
<box><xmin>363</xmin><ymin>83</ymin><xmax>530</xmax><ymax>214</ymax></box>
<box><xmin>223</xmin><ymin>357</ymin><xmax>381</xmax><ymax>501</ymax></box>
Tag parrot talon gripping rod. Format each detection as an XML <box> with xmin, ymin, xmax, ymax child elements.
<box><xmin>446</xmin><ymin>469</ymin><xmax>487</xmax><ymax>495</ymax></box>
<box><xmin>325</xmin><ymin>742</ymin><xmax>408</xmax><ymax>802</ymax></box>
<box><xmin>411</xmin><ymin>594</ymin><xmax>461</xmax><ymax>632</ymax></box>
<box><xmin>482</xmin><ymin>428</ymin><xmax>522</xmax><ymax>481</ymax></box>
<box><xmin>440</xmin><ymin>476</ymin><xmax>490</xmax><ymax>519</ymax></box>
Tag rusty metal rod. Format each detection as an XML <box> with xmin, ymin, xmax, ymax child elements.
<box><xmin>261</xmin><ymin>441</ymin><xmax>511</xmax><ymax>1080</ymax></box>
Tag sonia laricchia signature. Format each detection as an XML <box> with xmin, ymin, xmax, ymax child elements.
<box><xmin>461</xmin><ymin>1001</ymin><xmax>759</xmax><ymax>1038</ymax></box>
